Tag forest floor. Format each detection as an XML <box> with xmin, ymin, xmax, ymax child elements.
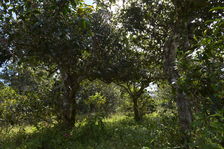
<box><xmin>0</xmin><ymin>113</ymin><xmax>222</xmax><ymax>149</ymax></box>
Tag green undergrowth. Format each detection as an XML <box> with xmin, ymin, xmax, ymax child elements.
<box><xmin>0</xmin><ymin>113</ymin><xmax>223</xmax><ymax>149</ymax></box>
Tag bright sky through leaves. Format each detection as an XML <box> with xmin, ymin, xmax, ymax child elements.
<box><xmin>85</xmin><ymin>0</ymin><xmax>94</xmax><ymax>5</ymax></box>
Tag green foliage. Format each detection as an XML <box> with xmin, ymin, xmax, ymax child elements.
<box><xmin>190</xmin><ymin>112</ymin><xmax>224</xmax><ymax>148</ymax></box>
<box><xmin>0</xmin><ymin>0</ymin><xmax>142</xmax><ymax>126</ymax></box>
<box><xmin>0</xmin><ymin>63</ymin><xmax>57</xmax><ymax>126</ymax></box>
<box><xmin>118</xmin><ymin>89</ymin><xmax>155</xmax><ymax>116</ymax></box>
<box><xmin>77</xmin><ymin>80</ymin><xmax>122</xmax><ymax>115</ymax></box>
<box><xmin>86</xmin><ymin>92</ymin><xmax>106</xmax><ymax>108</ymax></box>
<box><xmin>0</xmin><ymin>86</ymin><xmax>27</xmax><ymax>126</ymax></box>
<box><xmin>0</xmin><ymin>113</ymin><xmax>182</xmax><ymax>149</ymax></box>
<box><xmin>0</xmin><ymin>0</ymin><xmax>224</xmax><ymax>149</ymax></box>
<box><xmin>0</xmin><ymin>85</ymin><xmax>54</xmax><ymax>127</ymax></box>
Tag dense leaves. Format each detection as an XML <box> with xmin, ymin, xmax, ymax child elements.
<box><xmin>0</xmin><ymin>0</ymin><xmax>224</xmax><ymax>148</ymax></box>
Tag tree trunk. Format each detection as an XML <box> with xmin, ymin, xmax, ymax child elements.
<box><xmin>133</xmin><ymin>97</ymin><xmax>141</xmax><ymax>122</ymax></box>
<box><xmin>176</xmin><ymin>90</ymin><xmax>192</xmax><ymax>148</ymax></box>
<box><xmin>176</xmin><ymin>91</ymin><xmax>192</xmax><ymax>131</ymax></box>
<box><xmin>164</xmin><ymin>8</ymin><xmax>193</xmax><ymax>148</ymax></box>
<box><xmin>61</xmin><ymin>71</ymin><xmax>79</xmax><ymax>128</ymax></box>
<box><xmin>62</xmin><ymin>92</ymin><xmax>77</xmax><ymax>128</ymax></box>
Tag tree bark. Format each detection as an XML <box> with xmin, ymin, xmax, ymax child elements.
<box><xmin>133</xmin><ymin>97</ymin><xmax>142</xmax><ymax>122</ymax></box>
<box><xmin>61</xmin><ymin>71</ymin><xmax>80</xmax><ymax>128</ymax></box>
<box><xmin>164</xmin><ymin>3</ymin><xmax>193</xmax><ymax>146</ymax></box>
<box><xmin>164</xmin><ymin>36</ymin><xmax>192</xmax><ymax>148</ymax></box>
<box><xmin>176</xmin><ymin>90</ymin><xmax>192</xmax><ymax>131</ymax></box>
<box><xmin>62</xmin><ymin>93</ymin><xmax>77</xmax><ymax>128</ymax></box>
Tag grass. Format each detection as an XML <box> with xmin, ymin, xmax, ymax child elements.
<box><xmin>0</xmin><ymin>113</ymin><xmax>223</xmax><ymax>149</ymax></box>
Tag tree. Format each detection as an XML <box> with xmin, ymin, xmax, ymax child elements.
<box><xmin>0</xmin><ymin>0</ymin><xmax>94</xmax><ymax>127</ymax></box>
<box><xmin>119</xmin><ymin>81</ymin><xmax>155</xmax><ymax>121</ymax></box>
<box><xmin>0</xmin><ymin>0</ymin><xmax>136</xmax><ymax>127</ymax></box>
<box><xmin>93</xmin><ymin>0</ymin><xmax>164</xmax><ymax>122</ymax></box>
<box><xmin>115</xmin><ymin>51</ymin><xmax>158</xmax><ymax>121</ymax></box>
<box><xmin>182</xmin><ymin>6</ymin><xmax>224</xmax><ymax>120</ymax></box>
<box><xmin>163</xmin><ymin>1</ymin><xmax>224</xmax><ymax>146</ymax></box>
<box><xmin>115</xmin><ymin>0</ymin><xmax>224</xmax><ymax>146</ymax></box>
